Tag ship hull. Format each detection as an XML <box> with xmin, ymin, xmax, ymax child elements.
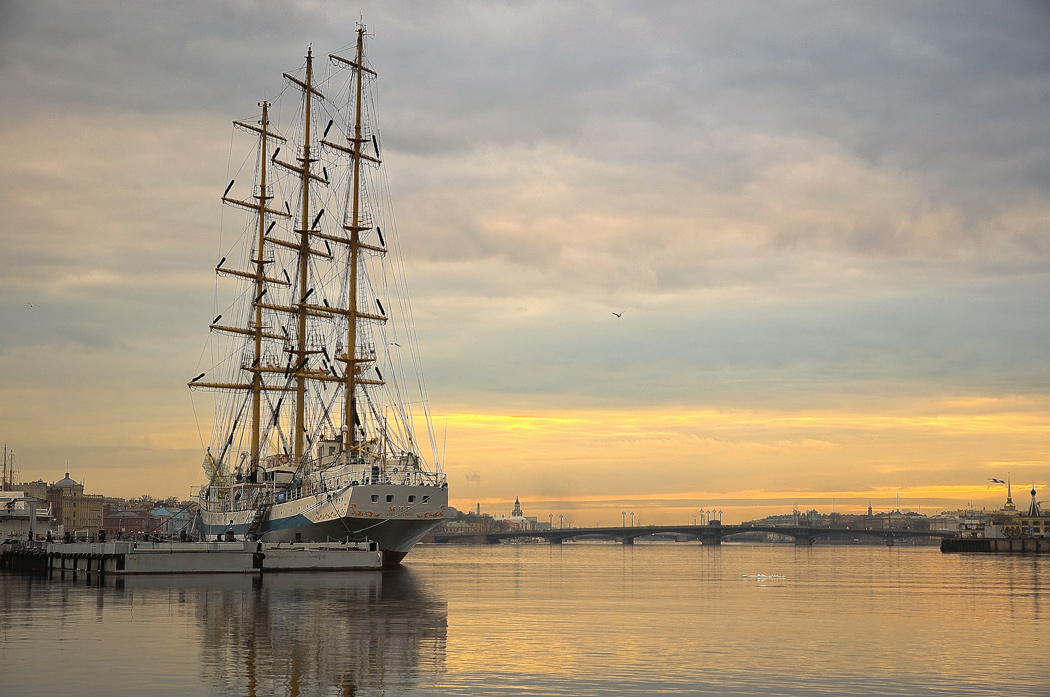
<box><xmin>199</xmin><ymin>482</ymin><xmax>446</xmax><ymax>566</ymax></box>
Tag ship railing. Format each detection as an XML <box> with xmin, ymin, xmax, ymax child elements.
<box><xmin>313</xmin><ymin>462</ymin><xmax>445</xmax><ymax>488</ymax></box>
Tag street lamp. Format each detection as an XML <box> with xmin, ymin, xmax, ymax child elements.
<box><xmin>559</xmin><ymin>514</ymin><xmax>563</xmax><ymax>529</ymax></box>
<box><xmin>622</xmin><ymin>510</ymin><xmax>626</xmax><ymax>528</ymax></box>
<box><xmin>548</xmin><ymin>513</ymin><xmax>553</xmax><ymax>529</ymax></box>
<box><xmin>630</xmin><ymin>511</ymin><xmax>635</xmax><ymax>527</ymax></box>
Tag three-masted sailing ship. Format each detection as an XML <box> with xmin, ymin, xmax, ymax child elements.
<box><xmin>189</xmin><ymin>27</ymin><xmax>447</xmax><ymax>566</ymax></box>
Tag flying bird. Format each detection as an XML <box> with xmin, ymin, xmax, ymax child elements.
<box><xmin>612</xmin><ymin>311</ymin><xmax>624</xmax><ymax>318</ymax></box>
<box><xmin>990</xmin><ymin>478</ymin><xmax>1006</xmax><ymax>485</ymax></box>
<box><xmin>26</xmin><ymin>302</ymin><xmax>34</xmax><ymax>308</ymax></box>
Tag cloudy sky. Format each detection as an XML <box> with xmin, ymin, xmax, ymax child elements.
<box><xmin>2</xmin><ymin>1</ymin><xmax>1049</xmax><ymax>523</ymax></box>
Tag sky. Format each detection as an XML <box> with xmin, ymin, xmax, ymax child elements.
<box><xmin>2</xmin><ymin>1</ymin><xmax>1050</xmax><ymax>524</ymax></box>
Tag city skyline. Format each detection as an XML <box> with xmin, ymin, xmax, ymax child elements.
<box><xmin>2</xmin><ymin>2</ymin><xmax>1050</xmax><ymax>524</ymax></box>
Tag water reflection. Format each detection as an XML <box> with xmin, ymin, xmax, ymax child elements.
<box><xmin>4</xmin><ymin>546</ymin><xmax>1050</xmax><ymax>697</ymax></box>
<box><xmin>18</xmin><ymin>568</ymin><xmax>448</xmax><ymax>696</ymax></box>
<box><xmin>159</xmin><ymin>569</ymin><xmax>447</xmax><ymax>695</ymax></box>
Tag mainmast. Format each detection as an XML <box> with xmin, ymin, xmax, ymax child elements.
<box><xmin>273</xmin><ymin>48</ymin><xmax>331</xmax><ymax>468</ymax></box>
<box><xmin>294</xmin><ymin>49</ymin><xmax>316</xmax><ymax>469</ymax></box>
<box><xmin>345</xmin><ymin>28</ymin><xmax>366</xmax><ymax>455</ymax></box>
<box><xmin>328</xmin><ymin>26</ymin><xmax>386</xmax><ymax>458</ymax></box>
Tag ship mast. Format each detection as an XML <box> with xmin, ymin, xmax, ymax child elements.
<box><xmin>249</xmin><ymin>102</ymin><xmax>273</xmax><ymax>479</ymax></box>
<box><xmin>294</xmin><ymin>49</ymin><xmax>316</xmax><ymax>469</ymax></box>
<box><xmin>328</xmin><ymin>26</ymin><xmax>386</xmax><ymax>458</ymax></box>
<box><xmin>191</xmin><ymin>101</ymin><xmax>291</xmax><ymax>478</ymax></box>
<box><xmin>192</xmin><ymin>39</ymin><xmax>393</xmax><ymax>473</ymax></box>
<box><xmin>345</xmin><ymin>28</ymin><xmax>365</xmax><ymax>455</ymax></box>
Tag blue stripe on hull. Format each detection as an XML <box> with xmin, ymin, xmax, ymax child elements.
<box><xmin>199</xmin><ymin>512</ymin><xmax>442</xmax><ymax>564</ymax></box>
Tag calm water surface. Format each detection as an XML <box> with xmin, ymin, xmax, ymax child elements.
<box><xmin>2</xmin><ymin>543</ymin><xmax>1047</xmax><ymax>696</ymax></box>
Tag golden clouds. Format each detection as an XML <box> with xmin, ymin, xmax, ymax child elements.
<box><xmin>441</xmin><ymin>398</ymin><xmax>1049</xmax><ymax>522</ymax></box>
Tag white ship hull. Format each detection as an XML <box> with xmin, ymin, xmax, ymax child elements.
<box><xmin>199</xmin><ymin>480</ymin><xmax>447</xmax><ymax>566</ymax></box>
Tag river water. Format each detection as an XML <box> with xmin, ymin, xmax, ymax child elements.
<box><xmin>2</xmin><ymin>542</ymin><xmax>1047</xmax><ymax>696</ymax></box>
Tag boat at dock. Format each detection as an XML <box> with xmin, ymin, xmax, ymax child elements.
<box><xmin>188</xmin><ymin>25</ymin><xmax>447</xmax><ymax>566</ymax></box>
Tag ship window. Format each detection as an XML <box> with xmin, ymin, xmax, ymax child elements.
<box><xmin>386</xmin><ymin>495</ymin><xmax>394</xmax><ymax>503</ymax></box>
<box><xmin>371</xmin><ymin>495</ymin><xmax>378</xmax><ymax>503</ymax></box>
<box><xmin>408</xmin><ymin>496</ymin><xmax>416</xmax><ymax>503</ymax></box>
<box><xmin>423</xmin><ymin>496</ymin><xmax>430</xmax><ymax>503</ymax></box>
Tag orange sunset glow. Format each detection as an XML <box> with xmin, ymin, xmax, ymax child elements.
<box><xmin>2</xmin><ymin>2</ymin><xmax>1049</xmax><ymax>525</ymax></box>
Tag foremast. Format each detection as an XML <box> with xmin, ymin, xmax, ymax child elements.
<box><xmin>192</xmin><ymin>100</ymin><xmax>291</xmax><ymax>481</ymax></box>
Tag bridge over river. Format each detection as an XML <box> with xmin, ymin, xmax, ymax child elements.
<box><xmin>427</xmin><ymin>522</ymin><xmax>956</xmax><ymax>547</ymax></box>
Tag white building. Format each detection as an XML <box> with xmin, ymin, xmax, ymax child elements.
<box><xmin>0</xmin><ymin>491</ymin><xmax>52</xmax><ymax>542</ymax></box>
<box><xmin>492</xmin><ymin>497</ymin><xmax>543</xmax><ymax>530</ymax></box>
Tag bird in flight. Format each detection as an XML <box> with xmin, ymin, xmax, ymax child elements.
<box><xmin>26</xmin><ymin>302</ymin><xmax>34</xmax><ymax>308</ymax></box>
<box><xmin>612</xmin><ymin>311</ymin><xmax>624</xmax><ymax>318</ymax></box>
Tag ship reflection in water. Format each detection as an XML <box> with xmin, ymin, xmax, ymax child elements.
<box><xmin>0</xmin><ymin>567</ymin><xmax>447</xmax><ymax>697</ymax></box>
<box><xmin>188</xmin><ymin>570</ymin><xmax>447</xmax><ymax>695</ymax></box>
<box><xmin>193</xmin><ymin>571</ymin><xmax>447</xmax><ymax>692</ymax></box>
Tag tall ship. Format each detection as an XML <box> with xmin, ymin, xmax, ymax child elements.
<box><xmin>189</xmin><ymin>27</ymin><xmax>447</xmax><ymax>566</ymax></box>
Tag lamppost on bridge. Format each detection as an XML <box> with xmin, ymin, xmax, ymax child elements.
<box><xmin>559</xmin><ymin>514</ymin><xmax>563</xmax><ymax>529</ymax></box>
<box><xmin>549</xmin><ymin>513</ymin><xmax>553</xmax><ymax>529</ymax></box>
<box><xmin>630</xmin><ymin>511</ymin><xmax>635</xmax><ymax>527</ymax></box>
<box><xmin>622</xmin><ymin>510</ymin><xmax>626</xmax><ymax>528</ymax></box>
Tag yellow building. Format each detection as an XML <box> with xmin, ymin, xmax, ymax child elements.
<box><xmin>46</xmin><ymin>471</ymin><xmax>104</xmax><ymax>536</ymax></box>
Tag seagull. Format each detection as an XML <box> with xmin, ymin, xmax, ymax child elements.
<box><xmin>612</xmin><ymin>311</ymin><xmax>623</xmax><ymax>318</ymax></box>
<box><xmin>390</xmin><ymin>342</ymin><xmax>400</xmax><ymax>347</ymax></box>
<box><xmin>990</xmin><ymin>478</ymin><xmax>1005</xmax><ymax>485</ymax></box>
<box><xmin>27</xmin><ymin>302</ymin><xmax>34</xmax><ymax>308</ymax></box>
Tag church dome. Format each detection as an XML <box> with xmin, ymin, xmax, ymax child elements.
<box><xmin>54</xmin><ymin>471</ymin><xmax>79</xmax><ymax>488</ymax></box>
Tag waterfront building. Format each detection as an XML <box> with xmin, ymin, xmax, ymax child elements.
<box><xmin>492</xmin><ymin>497</ymin><xmax>542</xmax><ymax>530</ymax></box>
<box><xmin>1013</xmin><ymin>485</ymin><xmax>1049</xmax><ymax>537</ymax></box>
<box><xmin>102</xmin><ymin>508</ymin><xmax>156</xmax><ymax>538</ymax></box>
<box><xmin>46</xmin><ymin>471</ymin><xmax>104</xmax><ymax>537</ymax></box>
